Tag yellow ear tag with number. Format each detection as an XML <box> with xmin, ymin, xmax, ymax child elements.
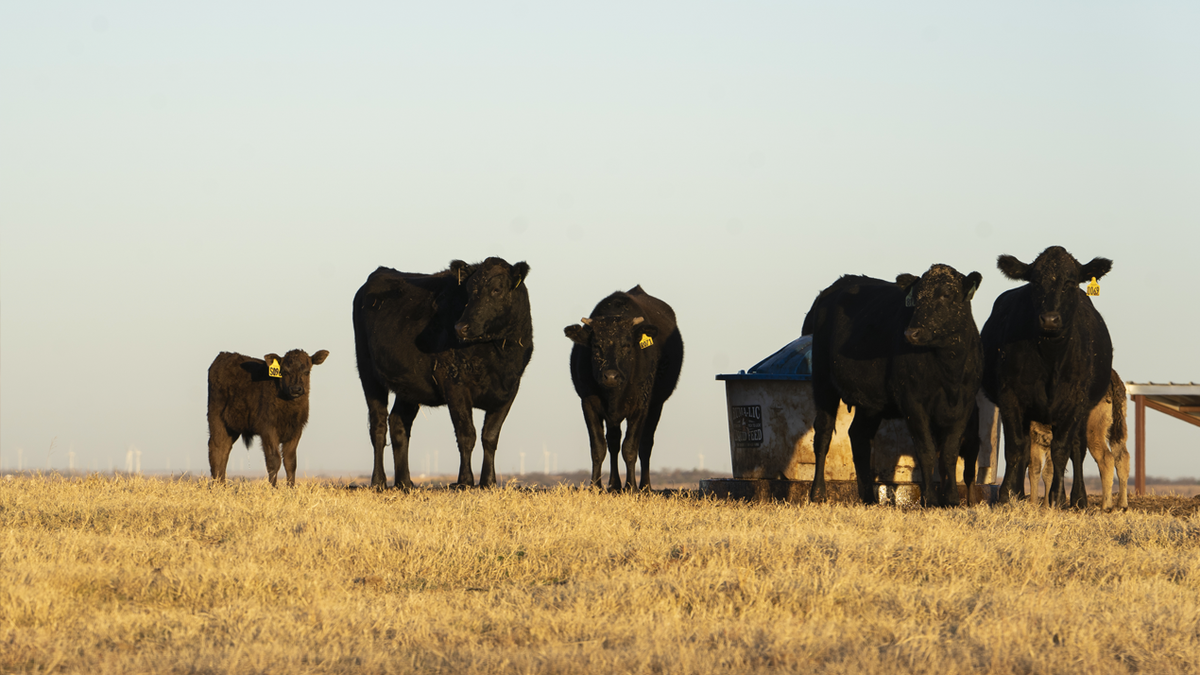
<box><xmin>1086</xmin><ymin>277</ymin><xmax>1100</xmax><ymax>297</ymax></box>
<box><xmin>268</xmin><ymin>359</ymin><xmax>282</xmax><ymax>378</ymax></box>
<box><xmin>639</xmin><ymin>334</ymin><xmax>654</xmax><ymax>349</ymax></box>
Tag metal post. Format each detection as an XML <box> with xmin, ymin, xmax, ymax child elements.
<box><xmin>1134</xmin><ymin>394</ymin><xmax>1146</xmax><ymax>496</ymax></box>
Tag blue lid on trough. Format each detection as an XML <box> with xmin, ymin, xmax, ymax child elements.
<box><xmin>715</xmin><ymin>335</ymin><xmax>813</xmax><ymax>381</ymax></box>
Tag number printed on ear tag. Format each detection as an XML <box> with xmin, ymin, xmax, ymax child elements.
<box><xmin>268</xmin><ymin>359</ymin><xmax>282</xmax><ymax>378</ymax></box>
<box><xmin>639</xmin><ymin>334</ymin><xmax>654</xmax><ymax>349</ymax></box>
<box><xmin>1086</xmin><ymin>277</ymin><xmax>1100</xmax><ymax>297</ymax></box>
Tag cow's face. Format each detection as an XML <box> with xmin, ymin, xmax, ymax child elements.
<box><xmin>997</xmin><ymin>246</ymin><xmax>1112</xmax><ymax>337</ymax></box>
<box><xmin>264</xmin><ymin>349</ymin><xmax>329</xmax><ymax>400</ymax></box>
<box><xmin>565</xmin><ymin>317</ymin><xmax>659</xmax><ymax>390</ymax></box>
<box><xmin>451</xmin><ymin>258</ymin><xmax>530</xmax><ymax>343</ymax></box>
<box><xmin>896</xmin><ymin>264</ymin><xmax>981</xmax><ymax>347</ymax></box>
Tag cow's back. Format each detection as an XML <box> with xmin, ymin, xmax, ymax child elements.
<box><xmin>804</xmin><ymin>275</ymin><xmax>906</xmax><ymax>413</ymax></box>
<box><xmin>626</xmin><ymin>286</ymin><xmax>684</xmax><ymax>401</ymax></box>
<box><xmin>207</xmin><ymin>352</ymin><xmax>269</xmax><ymax>434</ymax></box>
<box><xmin>353</xmin><ymin>267</ymin><xmax>455</xmax><ymax>405</ymax></box>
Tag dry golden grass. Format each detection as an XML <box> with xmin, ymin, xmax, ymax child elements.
<box><xmin>2</xmin><ymin>475</ymin><xmax>1199</xmax><ymax>674</ymax></box>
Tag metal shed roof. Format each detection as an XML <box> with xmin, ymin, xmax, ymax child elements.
<box><xmin>1125</xmin><ymin>382</ymin><xmax>1200</xmax><ymax>495</ymax></box>
<box><xmin>1126</xmin><ymin>382</ymin><xmax>1200</xmax><ymax>426</ymax></box>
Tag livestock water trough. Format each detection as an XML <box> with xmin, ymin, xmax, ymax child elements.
<box><xmin>701</xmin><ymin>336</ymin><xmax>1000</xmax><ymax>505</ymax></box>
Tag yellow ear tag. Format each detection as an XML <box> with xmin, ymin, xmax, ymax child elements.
<box><xmin>639</xmin><ymin>334</ymin><xmax>654</xmax><ymax>349</ymax></box>
<box><xmin>268</xmin><ymin>359</ymin><xmax>282</xmax><ymax>378</ymax></box>
<box><xmin>1086</xmin><ymin>277</ymin><xmax>1100</xmax><ymax>297</ymax></box>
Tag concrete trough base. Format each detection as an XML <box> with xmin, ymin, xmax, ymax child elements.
<box><xmin>699</xmin><ymin>478</ymin><xmax>999</xmax><ymax>506</ymax></box>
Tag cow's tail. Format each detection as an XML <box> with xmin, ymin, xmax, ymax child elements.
<box><xmin>1109</xmin><ymin>372</ymin><xmax>1128</xmax><ymax>446</ymax></box>
<box><xmin>237</xmin><ymin>434</ymin><xmax>252</xmax><ymax>450</ymax></box>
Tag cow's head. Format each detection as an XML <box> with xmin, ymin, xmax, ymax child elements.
<box><xmin>564</xmin><ymin>316</ymin><xmax>659</xmax><ymax>390</ymax></box>
<box><xmin>450</xmin><ymin>257</ymin><xmax>530</xmax><ymax>343</ymax></box>
<box><xmin>264</xmin><ymin>349</ymin><xmax>329</xmax><ymax>400</ymax></box>
<box><xmin>997</xmin><ymin>246</ymin><xmax>1112</xmax><ymax>337</ymax></box>
<box><xmin>895</xmin><ymin>264</ymin><xmax>982</xmax><ymax>347</ymax></box>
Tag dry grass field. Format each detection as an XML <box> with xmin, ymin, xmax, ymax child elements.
<box><xmin>2</xmin><ymin>475</ymin><xmax>1199</xmax><ymax>674</ymax></box>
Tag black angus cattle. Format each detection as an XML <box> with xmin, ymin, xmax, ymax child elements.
<box><xmin>353</xmin><ymin>257</ymin><xmax>533</xmax><ymax>489</ymax></box>
<box><xmin>981</xmin><ymin>246</ymin><xmax>1113</xmax><ymax>508</ymax></box>
<box><xmin>207</xmin><ymin>348</ymin><xmax>329</xmax><ymax>486</ymax></box>
<box><xmin>803</xmin><ymin>264</ymin><xmax>983</xmax><ymax>506</ymax></box>
<box><xmin>564</xmin><ymin>286</ymin><xmax>683</xmax><ymax>491</ymax></box>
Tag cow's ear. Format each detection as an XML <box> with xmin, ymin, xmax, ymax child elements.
<box><xmin>895</xmin><ymin>274</ymin><xmax>919</xmax><ymax>289</ymax></box>
<box><xmin>1079</xmin><ymin>257</ymin><xmax>1112</xmax><ymax>283</ymax></box>
<box><xmin>511</xmin><ymin>261</ymin><xmax>530</xmax><ymax>289</ymax></box>
<box><xmin>450</xmin><ymin>260</ymin><xmax>475</xmax><ymax>284</ymax></box>
<box><xmin>963</xmin><ymin>272</ymin><xmax>982</xmax><ymax>301</ymax></box>
<box><xmin>564</xmin><ymin>324</ymin><xmax>590</xmax><ymax>345</ymax></box>
<box><xmin>997</xmin><ymin>255</ymin><xmax>1030</xmax><ymax>281</ymax></box>
<box><xmin>264</xmin><ymin>353</ymin><xmax>282</xmax><ymax>377</ymax></box>
<box><xmin>637</xmin><ymin>325</ymin><xmax>660</xmax><ymax>339</ymax></box>
<box><xmin>310</xmin><ymin>350</ymin><xmax>329</xmax><ymax>366</ymax></box>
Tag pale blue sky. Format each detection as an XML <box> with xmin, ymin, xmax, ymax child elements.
<box><xmin>2</xmin><ymin>2</ymin><xmax>1197</xmax><ymax>479</ymax></box>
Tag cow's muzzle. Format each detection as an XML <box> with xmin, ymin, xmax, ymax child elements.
<box><xmin>287</xmin><ymin>386</ymin><xmax>306</xmax><ymax>398</ymax></box>
<box><xmin>904</xmin><ymin>328</ymin><xmax>930</xmax><ymax>346</ymax></box>
<box><xmin>454</xmin><ymin>322</ymin><xmax>473</xmax><ymax>341</ymax></box>
<box><xmin>1039</xmin><ymin>312</ymin><xmax>1063</xmax><ymax>333</ymax></box>
<box><xmin>600</xmin><ymin>369</ymin><xmax>622</xmax><ymax>388</ymax></box>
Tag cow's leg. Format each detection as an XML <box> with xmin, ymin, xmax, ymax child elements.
<box><xmin>280</xmin><ymin>435</ymin><xmax>300</xmax><ymax>487</ymax></box>
<box><xmin>389</xmin><ymin>400</ymin><xmax>419</xmax><ymax>490</ymax></box>
<box><xmin>809</xmin><ymin>401</ymin><xmax>839</xmax><ymax>504</ymax></box>
<box><xmin>582</xmin><ymin>398</ymin><xmax>607</xmax><ymax>489</ymax></box>
<box><xmin>1115</xmin><ymin>437</ymin><xmax>1130</xmax><ymax>511</ymax></box>
<box><xmin>958</xmin><ymin>404</ymin><xmax>980</xmax><ymax>507</ymax></box>
<box><xmin>901</xmin><ymin>413</ymin><xmax>943</xmax><ymax>507</ymax></box>
<box><xmin>478</xmin><ymin>395</ymin><xmax>518</xmax><ymax>489</ymax></box>
<box><xmin>996</xmin><ymin>401</ymin><xmax>1029</xmax><ymax>504</ymax></box>
<box><xmin>1040</xmin><ymin>457</ymin><xmax>1053</xmax><ymax>508</ymax></box>
<box><xmin>1087</xmin><ymin>416</ymin><xmax>1115</xmax><ymax>511</ymax></box>
<box><xmin>934</xmin><ymin>424</ymin><xmax>966</xmax><ymax>508</ymax></box>
<box><xmin>1047</xmin><ymin>415</ymin><xmax>1084</xmax><ymax>509</ymax></box>
<box><xmin>1068</xmin><ymin>422</ymin><xmax>1090</xmax><ymax>509</ymax></box>
<box><xmin>848</xmin><ymin>413</ymin><xmax>882</xmax><ymax>505</ymax></box>
<box><xmin>362</xmin><ymin>378</ymin><xmax>392</xmax><ymax>490</ymax></box>
<box><xmin>621</xmin><ymin>409</ymin><xmax>649</xmax><ymax>492</ymax></box>
<box><xmin>606</xmin><ymin>418</ymin><xmax>623</xmax><ymax>491</ymax></box>
<box><xmin>1029</xmin><ymin>427</ymin><xmax>1048</xmax><ymax>507</ymax></box>
<box><xmin>260</xmin><ymin>431</ymin><xmax>282</xmax><ymax>487</ymax></box>
<box><xmin>445</xmin><ymin>390</ymin><xmax>478</xmax><ymax>488</ymax></box>
<box><xmin>208</xmin><ymin>422</ymin><xmax>235</xmax><ymax>483</ymax></box>
<box><xmin>636</xmin><ymin>397</ymin><xmax>666</xmax><ymax>491</ymax></box>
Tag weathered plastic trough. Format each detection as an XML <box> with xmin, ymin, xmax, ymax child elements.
<box><xmin>701</xmin><ymin>336</ymin><xmax>1000</xmax><ymax>505</ymax></box>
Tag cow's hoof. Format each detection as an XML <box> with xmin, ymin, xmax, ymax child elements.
<box><xmin>809</xmin><ymin>485</ymin><xmax>827</xmax><ymax>504</ymax></box>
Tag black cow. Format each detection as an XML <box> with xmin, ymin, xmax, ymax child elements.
<box><xmin>207</xmin><ymin>349</ymin><xmax>329</xmax><ymax>486</ymax></box>
<box><xmin>564</xmin><ymin>286</ymin><xmax>683</xmax><ymax>491</ymax></box>
<box><xmin>803</xmin><ymin>264</ymin><xmax>983</xmax><ymax>506</ymax></box>
<box><xmin>353</xmin><ymin>257</ymin><xmax>533</xmax><ymax>489</ymax></box>
<box><xmin>981</xmin><ymin>246</ymin><xmax>1113</xmax><ymax>508</ymax></box>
